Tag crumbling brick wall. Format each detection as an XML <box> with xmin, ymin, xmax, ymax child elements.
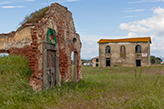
<box><xmin>0</xmin><ymin>25</ymin><xmax>33</xmax><ymax>57</ymax></box>
<box><xmin>28</xmin><ymin>3</ymin><xmax>82</xmax><ymax>90</ymax></box>
<box><xmin>0</xmin><ymin>3</ymin><xmax>82</xmax><ymax>90</ymax></box>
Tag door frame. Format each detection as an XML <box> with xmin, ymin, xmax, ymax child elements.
<box><xmin>106</xmin><ymin>58</ymin><xmax>110</xmax><ymax>66</ymax></box>
<box><xmin>73</xmin><ymin>52</ymin><xmax>78</xmax><ymax>83</ymax></box>
<box><xmin>43</xmin><ymin>42</ymin><xmax>60</xmax><ymax>90</ymax></box>
<box><xmin>136</xmin><ymin>60</ymin><xmax>141</xmax><ymax>67</ymax></box>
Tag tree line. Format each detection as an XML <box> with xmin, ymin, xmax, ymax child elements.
<box><xmin>150</xmin><ymin>55</ymin><xmax>162</xmax><ymax>64</ymax></box>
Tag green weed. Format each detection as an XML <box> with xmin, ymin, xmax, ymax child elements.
<box><xmin>1</xmin><ymin>57</ymin><xmax>164</xmax><ymax>108</ymax></box>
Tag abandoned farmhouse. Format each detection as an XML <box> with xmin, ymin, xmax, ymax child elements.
<box><xmin>92</xmin><ymin>37</ymin><xmax>151</xmax><ymax>67</ymax></box>
<box><xmin>0</xmin><ymin>3</ymin><xmax>82</xmax><ymax>90</ymax></box>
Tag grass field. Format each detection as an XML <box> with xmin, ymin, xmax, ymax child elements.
<box><xmin>1</xmin><ymin>55</ymin><xmax>164</xmax><ymax>108</ymax></box>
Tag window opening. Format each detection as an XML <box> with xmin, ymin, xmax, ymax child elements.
<box><xmin>105</xmin><ymin>46</ymin><xmax>111</xmax><ymax>53</ymax></box>
<box><xmin>120</xmin><ymin>45</ymin><xmax>126</xmax><ymax>53</ymax></box>
<box><xmin>135</xmin><ymin>45</ymin><xmax>141</xmax><ymax>53</ymax></box>
<box><xmin>73</xmin><ymin>38</ymin><xmax>77</xmax><ymax>44</ymax></box>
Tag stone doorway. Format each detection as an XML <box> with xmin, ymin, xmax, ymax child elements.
<box><xmin>106</xmin><ymin>58</ymin><xmax>110</xmax><ymax>66</ymax></box>
<box><xmin>136</xmin><ymin>60</ymin><xmax>141</xmax><ymax>66</ymax></box>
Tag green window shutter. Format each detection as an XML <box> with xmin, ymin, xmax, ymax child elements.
<box><xmin>47</xmin><ymin>28</ymin><xmax>57</xmax><ymax>46</ymax></box>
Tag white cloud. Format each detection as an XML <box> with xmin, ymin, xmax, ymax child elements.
<box><xmin>120</xmin><ymin>7</ymin><xmax>164</xmax><ymax>58</ymax></box>
<box><xmin>0</xmin><ymin>1</ymin><xmax>11</xmax><ymax>5</ymax></box>
<box><xmin>119</xmin><ymin>23</ymin><xmax>150</xmax><ymax>33</ymax></box>
<box><xmin>125</xmin><ymin>9</ymin><xmax>145</xmax><ymax>12</ymax></box>
<box><xmin>80</xmin><ymin>35</ymin><xmax>124</xmax><ymax>59</ymax></box>
<box><xmin>0</xmin><ymin>0</ymin><xmax>34</xmax><ymax>5</ymax></box>
<box><xmin>151</xmin><ymin>39</ymin><xmax>164</xmax><ymax>50</ymax></box>
<box><xmin>80</xmin><ymin>36</ymin><xmax>99</xmax><ymax>59</ymax></box>
<box><xmin>120</xmin><ymin>7</ymin><xmax>164</xmax><ymax>36</ymax></box>
<box><xmin>149</xmin><ymin>34</ymin><xmax>155</xmax><ymax>40</ymax></box>
<box><xmin>87</xmin><ymin>51</ymin><xmax>91</xmax><ymax>53</ymax></box>
<box><xmin>25</xmin><ymin>0</ymin><xmax>35</xmax><ymax>1</ymax></box>
<box><xmin>129</xmin><ymin>0</ymin><xmax>164</xmax><ymax>4</ymax></box>
<box><xmin>42</xmin><ymin>0</ymin><xmax>80</xmax><ymax>5</ymax></box>
<box><xmin>127</xmin><ymin>32</ymin><xmax>138</xmax><ymax>37</ymax></box>
<box><xmin>122</xmin><ymin>16</ymin><xmax>137</xmax><ymax>18</ymax></box>
<box><xmin>1</xmin><ymin>6</ymin><xmax>25</xmax><ymax>8</ymax></box>
<box><xmin>66</xmin><ymin>0</ymin><xmax>80</xmax><ymax>1</ymax></box>
<box><xmin>54</xmin><ymin>0</ymin><xmax>80</xmax><ymax>2</ymax></box>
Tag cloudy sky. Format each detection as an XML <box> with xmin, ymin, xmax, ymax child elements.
<box><xmin>0</xmin><ymin>0</ymin><xmax>164</xmax><ymax>59</ymax></box>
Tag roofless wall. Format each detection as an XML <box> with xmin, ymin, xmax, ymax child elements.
<box><xmin>0</xmin><ymin>3</ymin><xmax>82</xmax><ymax>90</ymax></box>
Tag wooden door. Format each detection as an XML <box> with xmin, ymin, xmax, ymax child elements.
<box><xmin>43</xmin><ymin>42</ymin><xmax>60</xmax><ymax>90</ymax></box>
<box><xmin>47</xmin><ymin>50</ymin><xmax>56</xmax><ymax>88</ymax></box>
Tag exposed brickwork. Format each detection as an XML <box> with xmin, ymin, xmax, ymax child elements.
<box><xmin>8</xmin><ymin>45</ymin><xmax>32</xmax><ymax>57</ymax></box>
<box><xmin>28</xmin><ymin>26</ymin><xmax>43</xmax><ymax>90</ymax></box>
<box><xmin>0</xmin><ymin>3</ymin><xmax>82</xmax><ymax>90</ymax></box>
<box><xmin>0</xmin><ymin>50</ymin><xmax>9</xmax><ymax>54</ymax></box>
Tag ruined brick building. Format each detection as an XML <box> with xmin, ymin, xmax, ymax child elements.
<box><xmin>0</xmin><ymin>3</ymin><xmax>82</xmax><ymax>90</ymax></box>
<box><xmin>92</xmin><ymin>37</ymin><xmax>151</xmax><ymax>67</ymax></box>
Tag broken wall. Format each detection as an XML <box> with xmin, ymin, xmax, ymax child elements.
<box><xmin>28</xmin><ymin>3</ymin><xmax>82</xmax><ymax>90</ymax></box>
<box><xmin>0</xmin><ymin>25</ymin><xmax>33</xmax><ymax>56</ymax></box>
<box><xmin>0</xmin><ymin>3</ymin><xmax>82</xmax><ymax>90</ymax></box>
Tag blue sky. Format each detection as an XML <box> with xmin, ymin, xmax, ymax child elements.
<box><xmin>0</xmin><ymin>0</ymin><xmax>164</xmax><ymax>59</ymax></box>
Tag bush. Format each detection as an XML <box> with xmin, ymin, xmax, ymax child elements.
<box><xmin>19</xmin><ymin>6</ymin><xmax>50</xmax><ymax>26</ymax></box>
<box><xmin>150</xmin><ymin>55</ymin><xmax>155</xmax><ymax>64</ymax></box>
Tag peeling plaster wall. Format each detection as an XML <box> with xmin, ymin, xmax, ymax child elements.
<box><xmin>10</xmin><ymin>26</ymin><xmax>32</xmax><ymax>49</ymax></box>
<box><xmin>0</xmin><ymin>26</ymin><xmax>32</xmax><ymax>51</ymax></box>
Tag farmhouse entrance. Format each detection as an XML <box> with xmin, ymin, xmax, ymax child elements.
<box><xmin>106</xmin><ymin>58</ymin><xmax>110</xmax><ymax>66</ymax></box>
<box><xmin>136</xmin><ymin>60</ymin><xmax>141</xmax><ymax>66</ymax></box>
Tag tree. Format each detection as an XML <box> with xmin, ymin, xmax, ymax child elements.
<box><xmin>150</xmin><ymin>55</ymin><xmax>155</xmax><ymax>64</ymax></box>
<box><xmin>155</xmin><ymin>57</ymin><xmax>162</xmax><ymax>64</ymax></box>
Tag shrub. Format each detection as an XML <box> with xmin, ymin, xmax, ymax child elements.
<box><xmin>19</xmin><ymin>6</ymin><xmax>50</xmax><ymax>26</ymax></box>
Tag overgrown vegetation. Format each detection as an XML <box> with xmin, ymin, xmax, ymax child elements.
<box><xmin>1</xmin><ymin>56</ymin><xmax>164</xmax><ymax>108</ymax></box>
<box><xmin>81</xmin><ymin>59</ymin><xmax>91</xmax><ymax>64</ymax></box>
<box><xmin>19</xmin><ymin>6</ymin><xmax>50</xmax><ymax>26</ymax></box>
<box><xmin>151</xmin><ymin>55</ymin><xmax>162</xmax><ymax>64</ymax></box>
